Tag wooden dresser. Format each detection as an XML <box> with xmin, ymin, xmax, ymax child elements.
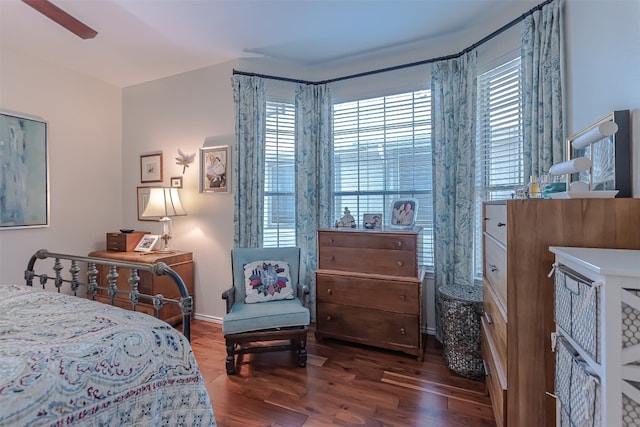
<box><xmin>482</xmin><ymin>199</ymin><xmax>640</xmax><ymax>427</ymax></box>
<box><xmin>88</xmin><ymin>250</ymin><xmax>194</xmax><ymax>326</ymax></box>
<box><xmin>315</xmin><ymin>227</ymin><xmax>425</xmax><ymax>360</ymax></box>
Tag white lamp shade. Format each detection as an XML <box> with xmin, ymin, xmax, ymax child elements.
<box><xmin>142</xmin><ymin>187</ymin><xmax>186</xmax><ymax>218</ymax></box>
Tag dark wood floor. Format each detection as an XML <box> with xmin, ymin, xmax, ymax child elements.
<box><xmin>189</xmin><ymin>320</ymin><xmax>496</xmax><ymax>427</ymax></box>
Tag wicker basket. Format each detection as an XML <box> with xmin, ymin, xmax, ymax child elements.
<box><xmin>438</xmin><ymin>285</ymin><xmax>483</xmax><ymax>380</ymax></box>
<box><xmin>555</xmin><ymin>336</ymin><xmax>601</xmax><ymax>427</ymax></box>
<box><xmin>554</xmin><ymin>265</ymin><xmax>601</xmax><ymax>362</ymax></box>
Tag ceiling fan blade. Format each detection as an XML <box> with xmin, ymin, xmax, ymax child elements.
<box><xmin>22</xmin><ymin>0</ymin><xmax>97</xmax><ymax>40</ymax></box>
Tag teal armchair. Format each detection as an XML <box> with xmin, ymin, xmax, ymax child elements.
<box><xmin>221</xmin><ymin>247</ymin><xmax>310</xmax><ymax>375</ymax></box>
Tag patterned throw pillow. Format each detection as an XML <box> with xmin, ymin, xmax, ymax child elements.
<box><xmin>244</xmin><ymin>260</ymin><xmax>295</xmax><ymax>304</ymax></box>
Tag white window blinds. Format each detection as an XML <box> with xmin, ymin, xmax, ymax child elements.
<box><xmin>333</xmin><ymin>90</ymin><xmax>433</xmax><ymax>266</ymax></box>
<box><xmin>263</xmin><ymin>101</ymin><xmax>296</xmax><ymax>248</ymax></box>
<box><xmin>474</xmin><ymin>56</ymin><xmax>523</xmax><ymax>276</ymax></box>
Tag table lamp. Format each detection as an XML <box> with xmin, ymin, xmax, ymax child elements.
<box><xmin>141</xmin><ymin>187</ymin><xmax>186</xmax><ymax>252</ymax></box>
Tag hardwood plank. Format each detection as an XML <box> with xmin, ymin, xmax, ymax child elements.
<box><xmin>189</xmin><ymin>320</ymin><xmax>495</xmax><ymax>426</ymax></box>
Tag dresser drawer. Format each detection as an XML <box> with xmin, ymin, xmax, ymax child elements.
<box><xmin>317</xmin><ymin>302</ymin><xmax>420</xmax><ymax>348</ymax></box>
<box><xmin>318</xmin><ymin>231</ymin><xmax>418</xmax><ymax>276</ymax></box>
<box><xmin>482</xmin><ymin>325</ymin><xmax>507</xmax><ymax>427</ymax></box>
<box><xmin>484</xmin><ymin>235</ymin><xmax>507</xmax><ymax>307</ymax></box>
<box><xmin>316</xmin><ymin>273</ymin><xmax>419</xmax><ymax>314</ymax></box>
<box><xmin>318</xmin><ymin>247</ymin><xmax>417</xmax><ymax>277</ymax></box>
<box><xmin>483</xmin><ymin>204</ymin><xmax>507</xmax><ymax>246</ymax></box>
<box><xmin>319</xmin><ymin>230</ymin><xmax>417</xmax><ymax>251</ymax></box>
<box><xmin>483</xmin><ymin>282</ymin><xmax>507</xmax><ymax>374</ymax></box>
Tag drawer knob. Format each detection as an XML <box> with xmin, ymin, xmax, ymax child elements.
<box><xmin>330</xmin><ymin>256</ymin><xmax>335</xmax><ymax>261</ymax></box>
<box><xmin>489</xmin><ymin>264</ymin><xmax>498</xmax><ymax>272</ymax></box>
<box><xmin>484</xmin><ymin>311</ymin><xmax>493</xmax><ymax>325</ymax></box>
<box><xmin>330</xmin><ymin>238</ymin><xmax>335</xmax><ymax>243</ymax></box>
<box><xmin>497</xmin><ymin>222</ymin><xmax>506</xmax><ymax>227</ymax></box>
<box><xmin>399</xmin><ymin>295</ymin><xmax>406</xmax><ymax>301</ymax></box>
<box><xmin>483</xmin><ymin>217</ymin><xmax>489</xmax><ymax>221</ymax></box>
<box><xmin>395</xmin><ymin>241</ymin><xmax>402</xmax><ymax>248</ymax></box>
<box><xmin>397</xmin><ymin>261</ymin><xmax>404</xmax><ymax>267</ymax></box>
<box><xmin>326</xmin><ymin>315</ymin><xmax>332</xmax><ymax>321</ymax></box>
<box><xmin>400</xmin><ymin>328</ymin><xmax>406</xmax><ymax>335</ymax></box>
<box><xmin>327</xmin><ymin>288</ymin><xmax>332</xmax><ymax>295</ymax></box>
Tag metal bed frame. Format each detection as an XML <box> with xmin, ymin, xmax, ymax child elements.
<box><xmin>24</xmin><ymin>249</ymin><xmax>193</xmax><ymax>341</ymax></box>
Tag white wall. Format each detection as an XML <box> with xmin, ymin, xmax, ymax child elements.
<box><xmin>564</xmin><ymin>0</ymin><xmax>640</xmax><ymax>196</ymax></box>
<box><xmin>0</xmin><ymin>48</ymin><xmax>122</xmax><ymax>283</ymax></box>
<box><xmin>122</xmin><ymin>63</ymin><xmax>238</xmax><ymax>320</ymax></box>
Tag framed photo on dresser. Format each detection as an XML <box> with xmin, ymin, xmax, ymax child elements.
<box><xmin>389</xmin><ymin>198</ymin><xmax>418</xmax><ymax>228</ymax></box>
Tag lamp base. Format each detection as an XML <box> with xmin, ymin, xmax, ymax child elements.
<box><xmin>158</xmin><ymin>218</ymin><xmax>174</xmax><ymax>252</ymax></box>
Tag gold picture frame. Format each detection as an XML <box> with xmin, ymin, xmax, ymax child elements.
<box><xmin>140</xmin><ymin>152</ymin><xmax>163</xmax><ymax>183</ymax></box>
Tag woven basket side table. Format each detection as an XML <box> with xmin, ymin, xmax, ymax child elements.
<box><xmin>439</xmin><ymin>285</ymin><xmax>483</xmax><ymax>380</ymax></box>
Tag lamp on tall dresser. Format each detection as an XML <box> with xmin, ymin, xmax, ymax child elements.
<box><xmin>141</xmin><ymin>187</ymin><xmax>187</xmax><ymax>252</ymax></box>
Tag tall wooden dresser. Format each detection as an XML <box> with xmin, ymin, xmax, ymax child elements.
<box><xmin>315</xmin><ymin>227</ymin><xmax>425</xmax><ymax>360</ymax></box>
<box><xmin>482</xmin><ymin>199</ymin><xmax>640</xmax><ymax>427</ymax></box>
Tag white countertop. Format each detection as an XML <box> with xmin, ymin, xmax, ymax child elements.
<box><xmin>549</xmin><ymin>246</ymin><xmax>640</xmax><ymax>277</ymax></box>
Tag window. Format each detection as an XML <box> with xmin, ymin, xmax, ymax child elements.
<box><xmin>333</xmin><ymin>90</ymin><xmax>433</xmax><ymax>266</ymax></box>
<box><xmin>474</xmin><ymin>56</ymin><xmax>523</xmax><ymax>276</ymax></box>
<box><xmin>263</xmin><ymin>101</ymin><xmax>296</xmax><ymax>247</ymax></box>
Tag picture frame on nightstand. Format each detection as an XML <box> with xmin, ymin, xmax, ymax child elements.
<box><xmin>134</xmin><ymin>234</ymin><xmax>159</xmax><ymax>252</ymax></box>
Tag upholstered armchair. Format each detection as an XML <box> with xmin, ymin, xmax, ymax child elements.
<box><xmin>221</xmin><ymin>247</ymin><xmax>310</xmax><ymax>375</ymax></box>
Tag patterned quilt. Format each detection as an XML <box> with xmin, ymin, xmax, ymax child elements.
<box><xmin>0</xmin><ymin>284</ymin><xmax>216</xmax><ymax>427</ymax></box>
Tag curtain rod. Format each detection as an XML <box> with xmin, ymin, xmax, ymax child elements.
<box><xmin>233</xmin><ymin>0</ymin><xmax>555</xmax><ymax>85</ymax></box>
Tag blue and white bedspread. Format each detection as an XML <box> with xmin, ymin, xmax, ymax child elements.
<box><xmin>0</xmin><ymin>284</ymin><xmax>216</xmax><ymax>427</ymax></box>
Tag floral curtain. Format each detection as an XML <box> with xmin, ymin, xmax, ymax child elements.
<box><xmin>231</xmin><ymin>75</ymin><xmax>266</xmax><ymax>248</ymax></box>
<box><xmin>431</xmin><ymin>51</ymin><xmax>478</xmax><ymax>341</ymax></box>
<box><xmin>522</xmin><ymin>0</ymin><xmax>564</xmax><ymax>179</ymax></box>
<box><xmin>295</xmin><ymin>83</ymin><xmax>333</xmax><ymax>321</ymax></box>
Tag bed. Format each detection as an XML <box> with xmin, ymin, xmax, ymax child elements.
<box><xmin>0</xmin><ymin>249</ymin><xmax>216</xmax><ymax>426</ymax></box>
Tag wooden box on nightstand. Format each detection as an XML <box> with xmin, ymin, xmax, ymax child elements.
<box><xmin>88</xmin><ymin>250</ymin><xmax>194</xmax><ymax>325</ymax></box>
<box><xmin>105</xmin><ymin>231</ymin><xmax>149</xmax><ymax>252</ymax></box>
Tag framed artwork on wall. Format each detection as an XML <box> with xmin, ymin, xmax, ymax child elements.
<box><xmin>170</xmin><ymin>176</ymin><xmax>183</xmax><ymax>188</ymax></box>
<box><xmin>140</xmin><ymin>152</ymin><xmax>163</xmax><ymax>183</ymax></box>
<box><xmin>200</xmin><ymin>145</ymin><xmax>229</xmax><ymax>193</ymax></box>
<box><xmin>0</xmin><ymin>111</ymin><xmax>49</xmax><ymax>229</ymax></box>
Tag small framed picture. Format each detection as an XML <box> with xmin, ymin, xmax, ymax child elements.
<box><xmin>170</xmin><ymin>176</ymin><xmax>183</xmax><ymax>188</ymax></box>
<box><xmin>200</xmin><ymin>145</ymin><xmax>229</xmax><ymax>193</ymax></box>
<box><xmin>363</xmin><ymin>213</ymin><xmax>383</xmax><ymax>229</ymax></box>
<box><xmin>140</xmin><ymin>152</ymin><xmax>163</xmax><ymax>183</ymax></box>
<box><xmin>137</xmin><ymin>186</ymin><xmax>162</xmax><ymax>221</ymax></box>
<box><xmin>134</xmin><ymin>234</ymin><xmax>159</xmax><ymax>252</ymax></box>
<box><xmin>389</xmin><ymin>198</ymin><xmax>418</xmax><ymax>228</ymax></box>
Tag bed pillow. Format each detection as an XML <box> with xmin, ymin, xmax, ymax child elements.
<box><xmin>244</xmin><ymin>260</ymin><xmax>295</xmax><ymax>304</ymax></box>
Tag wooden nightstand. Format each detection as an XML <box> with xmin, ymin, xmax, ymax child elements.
<box><xmin>88</xmin><ymin>250</ymin><xmax>194</xmax><ymax>325</ymax></box>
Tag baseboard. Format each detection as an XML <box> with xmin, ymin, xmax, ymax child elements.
<box><xmin>194</xmin><ymin>313</ymin><xmax>222</xmax><ymax>324</ymax></box>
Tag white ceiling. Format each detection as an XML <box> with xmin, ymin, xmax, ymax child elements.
<box><xmin>1</xmin><ymin>0</ymin><xmax>540</xmax><ymax>88</ymax></box>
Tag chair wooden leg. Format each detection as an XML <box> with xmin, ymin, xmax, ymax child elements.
<box><xmin>225</xmin><ymin>340</ymin><xmax>236</xmax><ymax>375</ymax></box>
<box><xmin>297</xmin><ymin>333</ymin><xmax>307</xmax><ymax>367</ymax></box>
